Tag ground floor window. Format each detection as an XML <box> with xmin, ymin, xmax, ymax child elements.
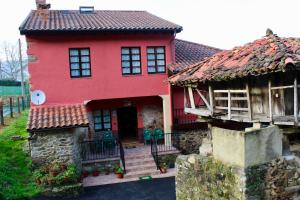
<box><xmin>93</xmin><ymin>109</ymin><xmax>111</xmax><ymax>131</ymax></box>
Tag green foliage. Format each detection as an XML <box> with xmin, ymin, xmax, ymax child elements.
<box><xmin>177</xmin><ymin>156</ymin><xmax>239</xmax><ymax>200</ymax></box>
<box><xmin>159</xmin><ymin>154</ymin><xmax>177</xmax><ymax>168</ymax></box>
<box><xmin>245</xmin><ymin>165</ymin><xmax>267</xmax><ymax>198</ymax></box>
<box><xmin>0</xmin><ymin>111</ymin><xmax>40</xmax><ymax>200</ymax></box>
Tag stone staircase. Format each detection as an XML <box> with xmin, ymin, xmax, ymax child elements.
<box><xmin>124</xmin><ymin>148</ymin><xmax>160</xmax><ymax>179</ymax></box>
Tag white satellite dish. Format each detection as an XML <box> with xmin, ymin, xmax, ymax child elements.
<box><xmin>31</xmin><ymin>90</ymin><xmax>46</xmax><ymax>105</ymax></box>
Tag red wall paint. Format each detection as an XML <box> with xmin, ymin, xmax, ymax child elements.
<box><xmin>27</xmin><ymin>32</ymin><xmax>174</xmax><ymax>106</ymax></box>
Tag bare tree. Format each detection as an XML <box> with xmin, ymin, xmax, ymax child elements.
<box><xmin>0</xmin><ymin>41</ymin><xmax>28</xmax><ymax>81</ymax></box>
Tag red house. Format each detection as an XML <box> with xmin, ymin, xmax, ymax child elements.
<box><xmin>21</xmin><ymin>2</ymin><xmax>219</xmax><ymax>144</ymax></box>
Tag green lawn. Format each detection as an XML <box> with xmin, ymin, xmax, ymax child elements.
<box><xmin>0</xmin><ymin>110</ymin><xmax>40</xmax><ymax>200</ymax></box>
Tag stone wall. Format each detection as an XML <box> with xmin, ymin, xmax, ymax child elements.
<box><xmin>177</xmin><ymin>129</ymin><xmax>208</xmax><ymax>154</ymax></box>
<box><xmin>142</xmin><ymin>105</ymin><xmax>163</xmax><ymax>129</ymax></box>
<box><xmin>30</xmin><ymin>127</ymin><xmax>87</xmax><ymax>170</ymax></box>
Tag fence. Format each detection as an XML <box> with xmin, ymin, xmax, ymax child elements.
<box><xmin>0</xmin><ymin>95</ymin><xmax>31</xmax><ymax>126</ymax></box>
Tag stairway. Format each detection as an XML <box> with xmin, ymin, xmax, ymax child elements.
<box><xmin>124</xmin><ymin>147</ymin><xmax>160</xmax><ymax>179</ymax></box>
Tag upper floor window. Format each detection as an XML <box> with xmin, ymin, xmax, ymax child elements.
<box><xmin>69</xmin><ymin>48</ymin><xmax>91</xmax><ymax>78</ymax></box>
<box><xmin>121</xmin><ymin>47</ymin><xmax>141</xmax><ymax>75</ymax></box>
<box><xmin>93</xmin><ymin>109</ymin><xmax>111</xmax><ymax>131</ymax></box>
<box><xmin>147</xmin><ymin>47</ymin><xmax>166</xmax><ymax>73</ymax></box>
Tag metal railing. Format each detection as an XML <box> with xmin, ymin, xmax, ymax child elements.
<box><xmin>154</xmin><ymin>133</ymin><xmax>181</xmax><ymax>153</ymax></box>
<box><xmin>150</xmin><ymin>135</ymin><xmax>160</xmax><ymax>170</ymax></box>
<box><xmin>81</xmin><ymin>137</ymin><xmax>126</xmax><ymax>174</ymax></box>
<box><xmin>81</xmin><ymin>139</ymin><xmax>120</xmax><ymax>161</ymax></box>
<box><xmin>118</xmin><ymin>139</ymin><xmax>126</xmax><ymax>174</ymax></box>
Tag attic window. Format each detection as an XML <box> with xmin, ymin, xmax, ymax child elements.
<box><xmin>79</xmin><ymin>6</ymin><xmax>94</xmax><ymax>13</ymax></box>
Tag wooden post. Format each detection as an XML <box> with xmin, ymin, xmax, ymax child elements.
<box><xmin>188</xmin><ymin>87</ymin><xmax>196</xmax><ymax>109</ymax></box>
<box><xmin>294</xmin><ymin>76</ymin><xmax>298</xmax><ymax>124</ymax></box>
<box><xmin>246</xmin><ymin>83</ymin><xmax>252</xmax><ymax>121</ymax></box>
<box><xmin>17</xmin><ymin>97</ymin><xmax>21</xmax><ymax>113</ymax></box>
<box><xmin>9</xmin><ymin>97</ymin><xmax>13</xmax><ymax>118</ymax></box>
<box><xmin>196</xmin><ymin>89</ymin><xmax>211</xmax><ymax>111</ymax></box>
<box><xmin>209</xmin><ymin>85</ymin><xmax>214</xmax><ymax>115</ymax></box>
<box><xmin>228</xmin><ymin>90</ymin><xmax>231</xmax><ymax>120</ymax></box>
<box><xmin>268</xmin><ymin>79</ymin><xmax>273</xmax><ymax>122</ymax></box>
<box><xmin>0</xmin><ymin>101</ymin><xmax>4</xmax><ymax>126</ymax></box>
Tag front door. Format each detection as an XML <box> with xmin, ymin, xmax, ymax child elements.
<box><xmin>117</xmin><ymin>107</ymin><xmax>138</xmax><ymax>141</ymax></box>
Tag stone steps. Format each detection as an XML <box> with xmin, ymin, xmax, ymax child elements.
<box><xmin>124</xmin><ymin>149</ymin><xmax>160</xmax><ymax>179</ymax></box>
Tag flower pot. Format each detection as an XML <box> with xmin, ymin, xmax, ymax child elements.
<box><xmin>82</xmin><ymin>171</ymin><xmax>89</xmax><ymax>178</ymax></box>
<box><xmin>160</xmin><ymin>167</ymin><xmax>167</xmax><ymax>174</ymax></box>
<box><xmin>92</xmin><ymin>171</ymin><xmax>100</xmax><ymax>177</ymax></box>
<box><xmin>116</xmin><ymin>173</ymin><xmax>124</xmax><ymax>179</ymax></box>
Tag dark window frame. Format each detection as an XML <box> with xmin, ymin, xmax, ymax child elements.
<box><xmin>93</xmin><ymin>109</ymin><xmax>112</xmax><ymax>132</ymax></box>
<box><xmin>147</xmin><ymin>46</ymin><xmax>166</xmax><ymax>74</ymax></box>
<box><xmin>69</xmin><ymin>48</ymin><xmax>92</xmax><ymax>78</ymax></box>
<box><xmin>121</xmin><ymin>47</ymin><xmax>142</xmax><ymax>75</ymax></box>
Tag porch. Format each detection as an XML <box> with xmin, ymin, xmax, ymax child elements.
<box><xmin>80</xmin><ymin>132</ymin><xmax>180</xmax><ymax>186</ymax></box>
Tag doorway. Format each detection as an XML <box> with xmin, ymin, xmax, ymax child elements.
<box><xmin>117</xmin><ymin>107</ymin><xmax>138</xmax><ymax>142</ymax></box>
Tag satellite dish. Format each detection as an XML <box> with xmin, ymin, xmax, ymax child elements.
<box><xmin>31</xmin><ymin>90</ymin><xmax>46</xmax><ymax>105</ymax></box>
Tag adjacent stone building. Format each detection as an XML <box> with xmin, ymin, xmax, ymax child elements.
<box><xmin>27</xmin><ymin>104</ymin><xmax>89</xmax><ymax>168</ymax></box>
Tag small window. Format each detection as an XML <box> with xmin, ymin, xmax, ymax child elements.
<box><xmin>93</xmin><ymin>109</ymin><xmax>111</xmax><ymax>132</ymax></box>
<box><xmin>121</xmin><ymin>47</ymin><xmax>141</xmax><ymax>75</ymax></box>
<box><xmin>147</xmin><ymin>47</ymin><xmax>166</xmax><ymax>73</ymax></box>
<box><xmin>69</xmin><ymin>48</ymin><xmax>91</xmax><ymax>78</ymax></box>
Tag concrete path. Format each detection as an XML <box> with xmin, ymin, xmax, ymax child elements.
<box><xmin>33</xmin><ymin>177</ymin><xmax>176</xmax><ymax>200</ymax></box>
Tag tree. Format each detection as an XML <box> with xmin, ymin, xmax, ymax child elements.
<box><xmin>0</xmin><ymin>41</ymin><xmax>28</xmax><ymax>81</ymax></box>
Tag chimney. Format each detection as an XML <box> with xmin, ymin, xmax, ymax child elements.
<box><xmin>36</xmin><ymin>0</ymin><xmax>51</xmax><ymax>10</ymax></box>
<box><xmin>36</xmin><ymin>0</ymin><xmax>51</xmax><ymax>20</ymax></box>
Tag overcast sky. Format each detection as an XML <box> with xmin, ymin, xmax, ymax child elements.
<box><xmin>0</xmin><ymin>0</ymin><xmax>299</xmax><ymax>50</ymax></box>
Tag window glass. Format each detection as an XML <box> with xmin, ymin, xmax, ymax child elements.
<box><xmin>69</xmin><ymin>48</ymin><xmax>91</xmax><ymax>78</ymax></box>
<box><xmin>147</xmin><ymin>47</ymin><xmax>166</xmax><ymax>73</ymax></box>
<box><xmin>71</xmin><ymin>70</ymin><xmax>80</xmax><ymax>77</ymax></box>
<box><xmin>93</xmin><ymin>110</ymin><xmax>111</xmax><ymax>131</ymax></box>
<box><xmin>70</xmin><ymin>57</ymin><xmax>79</xmax><ymax>63</ymax></box>
<box><xmin>70</xmin><ymin>50</ymin><xmax>79</xmax><ymax>56</ymax></box>
<box><xmin>80</xmin><ymin>49</ymin><xmax>89</xmax><ymax>56</ymax></box>
<box><xmin>71</xmin><ymin>63</ymin><xmax>80</xmax><ymax>70</ymax></box>
<box><xmin>121</xmin><ymin>47</ymin><xmax>141</xmax><ymax>75</ymax></box>
<box><xmin>81</xmin><ymin>56</ymin><xmax>90</xmax><ymax>62</ymax></box>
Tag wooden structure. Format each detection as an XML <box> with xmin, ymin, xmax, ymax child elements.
<box><xmin>170</xmin><ymin>30</ymin><xmax>300</xmax><ymax>126</ymax></box>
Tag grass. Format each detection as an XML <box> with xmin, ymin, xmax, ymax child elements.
<box><xmin>0</xmin><ymin>110</ymin><xmax>40</xmax><ymax>200</ymax></box>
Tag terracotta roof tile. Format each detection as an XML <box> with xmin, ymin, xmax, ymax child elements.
<box><xmin>170</xmin><ymin>31</ymin><xmax>300</xmax><ymax>85</ymax></box>
<box><xmin>170</xmin><ymin>39</ymin><xmax>221</xmax><ymax>72</ymax></box>
<box><xmin>19</xmin><ymin>10</ymin><xmax>182</xmax><ymax>34</ymax></box>
<box><xmin>27</xmin><ymin>104</ymin><xmax>89</xmax><ymax>132</ymax></box>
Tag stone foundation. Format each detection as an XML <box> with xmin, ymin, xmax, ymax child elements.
<box><xmin>30</xmin><ymin>127</ymin><xmax>87</xmax><ymax>169</ymax></box>
<box><xmin>177</xmin><ymin>129</ymin><xmax>208</xmax><ymax>154</ymax></box>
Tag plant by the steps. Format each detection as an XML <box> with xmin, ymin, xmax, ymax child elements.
<box><xmin>115</xmin><ymin>167</ymin><xmax>124</xmax><ymax>179</ymax></box>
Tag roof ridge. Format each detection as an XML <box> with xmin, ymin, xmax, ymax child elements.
<box><xmin>175</xmin><ymin>38</ymin><xmax>222</xmax><ymax>51</ymax></box>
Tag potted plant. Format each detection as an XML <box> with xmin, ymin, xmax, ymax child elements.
<box><xmin>64</xmin><ymin>164</ymin><xmax>77</xmax><ymax>183</ymax></box>
<box><xmin>114</xmin><ymin>164</ymin><xmax>120</xmax><ymax>174</ymax></box>
<box><xmin>33</xmin><ymin>170</ymin><xmax>43</xmax><ymax>185</ymax></box>
<box><xmin>92</xmin><ymin>165</ymin><xmax>100</xmax><ymax>177</ymax></box>
<box><xmin>160</xmin><ymin>163</ymin><xmax>168</xmax><ymax>174</ymax></box>
<box><xmin>49</xmin><ymin>163</ymin><xmax>60</xmax><ymax>177</ymax></box>
<box><xmin>85</xmin><ymin>166</ymin><xmax>93</xmax><ymax>176</ymax></box>
<box><xmin>115</xmin><ymin>167</ymin><xmax>124</xmax><ymax>179</ymax></box>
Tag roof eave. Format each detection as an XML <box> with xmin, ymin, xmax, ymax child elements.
<box><xmin>19</xmin><ymin>27</ymin><xmax>182</xmax><ymax>35</ymax></box>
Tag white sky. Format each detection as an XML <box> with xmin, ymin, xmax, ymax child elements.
<box><xmin>0</xmin><ymin>0</ymin><xmax>299</xmax><ymax>50</ymax></box>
